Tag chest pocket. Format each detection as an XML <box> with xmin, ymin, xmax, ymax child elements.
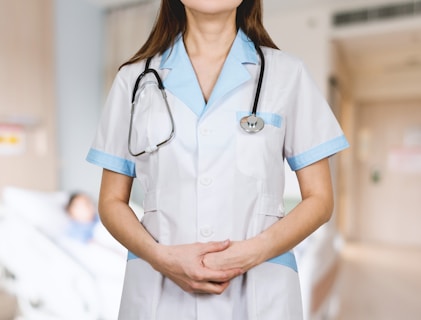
<box><xmin>235</xmin><ymin>111</ymin><xmax>284</xmax><ymax>179</ymax></box>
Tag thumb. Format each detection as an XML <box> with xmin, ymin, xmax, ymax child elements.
<box><xmin>203</xmin><ymin>239</ymin><xmax>230</xmax><ymax>254</ymax></box>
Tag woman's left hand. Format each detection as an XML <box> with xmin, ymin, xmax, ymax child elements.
<box><xmin>202</xmin><ymin>239</ymin><xmax>262</xmax><ymax>272</ymax></box>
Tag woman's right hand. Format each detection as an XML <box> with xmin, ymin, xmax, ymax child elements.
<box><xmin>151</xmin><ymin>240</ymin><xmax>243</xmax><ymax>295</ymax></box>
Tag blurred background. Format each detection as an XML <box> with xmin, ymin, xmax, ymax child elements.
<box><xmin>0</xmin><ymin>0</ymin><xmax>420</xmax><ymax>319</ymax></box>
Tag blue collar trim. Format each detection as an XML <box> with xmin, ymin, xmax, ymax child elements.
<box><xmin>160</xmin><ymin>29</ymin><xmax>259</xmax><ymax>117</ymax></box>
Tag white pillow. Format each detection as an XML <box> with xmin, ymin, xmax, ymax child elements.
<box><xmin>2</xmin><ymin>186</ymin><xmax>70</xmax><ymax>237</ymax></box>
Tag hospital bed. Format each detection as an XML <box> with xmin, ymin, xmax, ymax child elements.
<box><xmin>0</xmin><ymin>187</ymin><xmax>129</xmax><ymax>320</ymax></box>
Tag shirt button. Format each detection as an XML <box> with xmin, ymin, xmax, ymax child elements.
<box><xmin>200</xmin><ymin>127</ymin><xmax>211</xmax><ymax>136</ymax></box>
<box><xmin>199</xmin><ymin>177</ymin><xmax>213</xmax><ymax>186</ymax></box>
<box><xmin>200</xmin><ymin>226</ymin><xmax>214</xmax><ymax>238</ymax></box>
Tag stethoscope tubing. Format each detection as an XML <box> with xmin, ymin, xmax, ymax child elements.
<box><xmin>128</xmin><ymin>57</ymin><xmax>175</xmax><ymax>157</ymax></box>
<box><xmin>239</xmin><ymin>44</ymin><xmax>266</xmax><ymax>133</ymax></box>
<box><xmin>128</xmin><ymin>43</ymin><xmax>266</xmax><ymax>156</ymax></box>
<box><xmin>252</xmin><ymin>45</ymin><xmax>265</xmax><ymax>116</ymax></box>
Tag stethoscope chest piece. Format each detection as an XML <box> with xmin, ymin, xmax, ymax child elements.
<box><xmin>240</xmin><ymin>114</ymin><xmax>264</xmax><ymax>133</ymax></box>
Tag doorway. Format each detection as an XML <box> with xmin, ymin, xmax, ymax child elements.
<box><xmin>354</xmin><ymin>99</ymin><xmax>421</xmax><ymax>246</ymax></box>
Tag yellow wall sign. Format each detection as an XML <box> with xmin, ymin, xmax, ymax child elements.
<box><xmin>0</xmin><ymin>124</ymin><xmax>26</xmax><ymax>155</ymax></box>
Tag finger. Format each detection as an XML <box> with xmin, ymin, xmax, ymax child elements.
<box><xmin>198</xmin><ymin>267</ymin><xmax>243</xmax><ymax>283</ymax></box>
<box><xmin>191</xmin><ymin>280</ymin><xmax>231</xmax><ymax>295</ymax></box>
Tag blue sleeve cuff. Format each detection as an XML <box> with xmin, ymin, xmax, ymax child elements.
<box><xmin>287</xmin><ymin>135</ymin><xmax>349</xmax><ymax>171</ymax></box>
<box><xmin>86</xmin><ymin>148</ymin><xmax>136</xmax><ymax>177</ymax></box>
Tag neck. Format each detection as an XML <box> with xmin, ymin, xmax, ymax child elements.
<box><xmin>183</xmin><ymin>10</ymin><xmax>237</xmax><ymax>58</ymax></box>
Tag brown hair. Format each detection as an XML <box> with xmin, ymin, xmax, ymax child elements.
<box><xmin>120</xmin><ymin>0</ymin><xmax>278</xmax><ymax>69</ymax></box>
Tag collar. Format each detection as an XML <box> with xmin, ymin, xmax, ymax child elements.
<box><xmin>159</xmin><ymin>29</ymin><xmax>259</xmax><ymax>117</ymax></box>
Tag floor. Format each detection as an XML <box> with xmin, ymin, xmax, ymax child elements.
<box><xmin>335</xmin><ymin>242</ymin><xmax>421</xmax><ymax>320</ymax></box>
<box><xmin>1</xmin><ymin>242</ymin><xmax>420</xmax><ymax>320</ymax></box>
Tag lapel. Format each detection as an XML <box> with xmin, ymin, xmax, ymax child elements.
<box><xmin>206</xmin><ymin>30</ymin><xmax>258</xmax><ymax>109</ymax></box>
<box><xmin>160</xmin><ymin>30</ymin><xmax>258</xmax><ymax>118</ymax></box>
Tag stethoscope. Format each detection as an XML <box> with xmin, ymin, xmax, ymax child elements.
<box><xmin>128</xmin><ymin>43</ymin><xmax>265</xmax><ymax>157</ymax></box>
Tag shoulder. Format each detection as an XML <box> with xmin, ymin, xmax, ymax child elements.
<box><xmin>261</xmin><ymin>47</ymin><xmax>311</xmax><ymax>86</ymax></box>
<box><xmin>262</xmin><ymin>47</ymin><xmax>305</xmax><ymax>73</ymax></box>
<box><xmin>116</xmin><ymin>54</ymin><xmax>165</xmax><ymax>86</ymax></box>
<box><xmin>116</xmin><ymin>61</ymin><xmax>146</xmax><ymax>85</ymax></box>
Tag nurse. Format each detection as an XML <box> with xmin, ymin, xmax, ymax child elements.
<box><xmin>87</xmin><ymin>0</ymin><xmax>349</xmax><ymax>319</ymax></box>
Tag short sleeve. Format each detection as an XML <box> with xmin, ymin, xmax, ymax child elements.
<box><xmin>86</xmin><ymin>70</ymin><xmax>136</xmax><ymax>177</ymax></box>
<box><xmin>284</xmin><ymin>62</ymin><xmax>349</xmax><ymax>171</ymax></box>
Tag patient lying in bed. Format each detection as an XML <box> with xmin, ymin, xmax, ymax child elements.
<box><xmin>0</xmin><ymin>187</ymin><xmax>129</xmax><ymax>320</ymax></box>
<box><xmin>65</xmin><ymin>192</ymin><xmax>99</xmax><ymax>243</ymax></box>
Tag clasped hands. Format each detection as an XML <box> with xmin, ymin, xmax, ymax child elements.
<box><xmin>152</xmin><ymin>239</ymin><xmax>262</xmax><ymax>295</ymax></box>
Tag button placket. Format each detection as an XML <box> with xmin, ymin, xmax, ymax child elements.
<box><xmin>197</xmin><ymin>120</ymin><xmax>217</xmax><ymax>241</ymax></box>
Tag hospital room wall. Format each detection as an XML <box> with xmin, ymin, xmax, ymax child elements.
<box><xmin>0</xmin><ymin>0</ymin><xmax>104</xmax><ymax>197</ymax></box>
<box><xmin>0</xmin><ymin>0</ymin><xmax>57</xmax><ymax>192</ymax></box>
<box><xmin>54</xmin><ymin>0</ymin><xmax>104</xmax><ymax>197</ymax></box>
